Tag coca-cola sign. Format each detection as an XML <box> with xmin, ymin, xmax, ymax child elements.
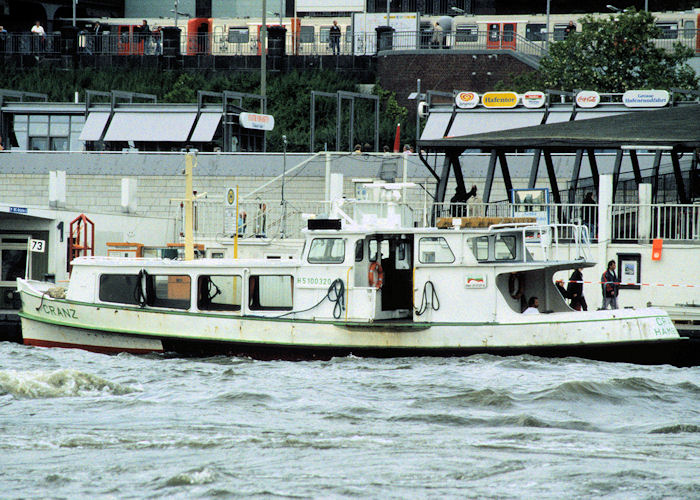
<box><xmin>576</xmin><ymin>91</ymin><xmax>600</xmax><ymax>108</ymax></box>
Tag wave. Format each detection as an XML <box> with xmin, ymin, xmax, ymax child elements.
<box><xmin>211</xmin><ymin>391</ymin><xmax>274</xmax><ymax>403</ymax></box>
<box><xmin>0</xmin><ymin>369</ymin><xmax>137</xmax><ymax>399</ymax></box>
<box><xmin>650</xmin><ymin>424</ymin><xmax>700</xmax><ymax>434</ymax></box>
<box><xmin>163</xmin><ymin>467</ymin><xmax>217</xmax><ymax>487</ymax></box>
<box><xmin>412</xmin><ymin>388</ymin><xmax>516</xmax><ymax>409</ymax></box>
<box><xmin>530</xmin><ymin>377</ymin><xmax>675</xmax><ymax>403</ymax></box>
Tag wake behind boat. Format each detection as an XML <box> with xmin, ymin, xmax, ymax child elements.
<box><xmin>17</xmin><ymin>190</ymin><xmax>688</xmax><ymax>364</ymax></box>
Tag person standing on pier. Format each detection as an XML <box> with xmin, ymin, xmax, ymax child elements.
<box><xmin>601</xmin><ymin>260</ymin><xmax>619</xmax><ymax>309</ymax></box>
<box><xmin>329</xmin><ymin>20</ymin><xmax>341</xmax><ymax>55</ymax></box>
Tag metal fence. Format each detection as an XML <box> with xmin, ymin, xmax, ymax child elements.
<box><xmin>0</xmin><ymin>33</ymin><xmax>62</xmax><ymax>55</ymax></box>
<box><xmin>79</xmin><ymin>32</ymin><xmax>164</xmax><ymax>56</ymax></box>
<box><xmin>611</xmin><ymin>204</ymin><xmax>700</xmax><ymax>242</ymax></box>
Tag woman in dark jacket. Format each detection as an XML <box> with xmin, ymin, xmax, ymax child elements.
<box><xmin>567</xmin><ymin>267</ymin><xmax>587</xmax><ymax>311</ymax></box>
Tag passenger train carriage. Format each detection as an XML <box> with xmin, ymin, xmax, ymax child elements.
<box><xmin>77</xmin><ymin>9</ymin><xmax>700</xmax><ymax>56</ymax></box>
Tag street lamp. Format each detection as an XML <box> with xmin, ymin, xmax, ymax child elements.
<box><xmin>280</xmin><ymin>135</ymin><xmax>287</xmax><ymax>239</ymax></box>
<box><xmin>450</xmin><ymin>7</ymin><xmax>465</xmax><ymax>14</ymax></box>
<box><xmin>546</xmin><ymin>0</ymin><xmax>550</xmax><ymax>50</ymax></box>
<box><xmin>261</xmin><ymin>0</ymin><xmax>267</xmax><ymax>113</ymax></box>
<box><xmin>606</xmin><ymin>4</ymin><xmax>622</xmax><ymax>12</ymax></box>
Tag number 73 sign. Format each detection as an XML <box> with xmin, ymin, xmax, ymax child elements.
<box><xmin>30</xmin><ymin>239</ymin><xmax>45</xmax><ymax>253</ymax></box>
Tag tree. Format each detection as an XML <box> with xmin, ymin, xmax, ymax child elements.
<box><xmin>517</xmin><ymin>9</ymin><xmax>698</xmax><ymax>92</ymax></box>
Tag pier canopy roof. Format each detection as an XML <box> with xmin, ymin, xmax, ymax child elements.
<box><xmin>419</xmin><ymin>105</ymin><xmax>700</xmax><ymax>153</ymax></box>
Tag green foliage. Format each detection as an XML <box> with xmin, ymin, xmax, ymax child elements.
<box><xmin>513</xmin><ymin>9</ymin><xmax>698</xmax><ymax>93</ymax></box>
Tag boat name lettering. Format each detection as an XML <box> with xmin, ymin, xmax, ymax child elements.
<box><xmin>652</xmin><ymin>316</ymin><xmax>674</xmax><ymax>337</ymax></box>
<box><xmin>296</xmin><ymin>276</ymin><xmax>334</xmax><ymax>288</ymax></box>
<box><xmin>41</xmin><ymin>304</ymin><xmax>78</xmax><ymax>319</ymax></box>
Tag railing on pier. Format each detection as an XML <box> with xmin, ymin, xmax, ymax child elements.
<box><xmin>611</xmin><ymin>204</ymin><xmax>700</xmax><ymax>242</ymax></box>
<box><xmin>0</xmin><ymin>33</ymin><xmax>62</xmax><ymax>55</ymax></box>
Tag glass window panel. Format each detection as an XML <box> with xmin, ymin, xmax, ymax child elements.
<box><xmin>152</xmin><ymin>275</ymin><xmax>191</xmax><ymax>309</ymax></box>
<box><xmin>248</xmin><ymin>275</ymin><xmax>293</xmax><ymax>310</ymax></box>
<box><xmin>308</xmin><ymin>238</ymin><xmax>345</xmax><ymax>264</ymax></box>
<box><xmin>419</xmin><ymin>237</ymin><xmax>455</xmax><ymax>264</ymax></box>
<box><xmin>300</xmin><ymin>26</ymin><xmax>314</xmax><ymax>43</ymax></box>
<box><xmin>228</xmin><ymin>27</ymin><xmax>249</xmax><ymax>43</ymax></box>
<box><xmin>198</xmin><ymin>275</ymin><xmax>242</xmax><ymax>311</ymax></box>
<box><xmin>1</xmin><ymin>249</ymin><xmax>27</xmax><ymax>282</ymax></box>
<box><xmin>50</xmin><ymin>137</ymin><xmax>68</xmax><ymax>151</ymax></box>
<box><xmin>320</xmin><ymin>27</ymin><xmax>330</xmax><ymax>43</ymax></box>
<box><xmin>473</xmin><ymin>236</ymin><xmax>489</xmax><ymax>261</ymax></box>
<box><xmin>28</xmin><ymin>137</ymin><xmax>48</xmax><ymax>150</ymax></box>
<box><xmin>456</xmin><ymin>24</ymin><xmax>478</xmax><ymax>42</ymax></box>
<box><xmin>354</xmin><ymin>240</ymin><xmax>363</xmax><ymax>262</ymax></box>
<box><xmin>495</xmin><ymin>235</ymin><xmax>517</xmax><ymax>260</ymax></box>
<box><xmin>99</xmin><ymin>274</ymin><xmax>140</xmax><ymax>304</ymax></box>
<box><xmin>525</xmin><ymin>23</ymin><xmax>546</xmax><ymax>41</ymax></box>
<box><xmin>684</xmin><ymin>21</ymin><xmax>694</xmax><ymax>38</ymax></box>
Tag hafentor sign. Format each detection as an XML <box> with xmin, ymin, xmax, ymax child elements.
<box><xmin>482</xmin><ymin>92</ymin><xmax>518</xmax><ymax>109</ymax></box>
<box><xmin>239</xmin><ymin>112</ymin><xmax>275</xmax><ymax>131</ymax></box>
<box><xmin>622</xmin><ymin>90</ymin><xmax>669</xmax><ymax>108</ymax></box>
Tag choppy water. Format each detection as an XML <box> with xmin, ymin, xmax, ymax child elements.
<box><xmin>1</xmin><ymin>341</ymin><xmax>699</xmax><ymax>499</ymax></box>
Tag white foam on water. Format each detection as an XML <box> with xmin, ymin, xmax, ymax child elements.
<box><xmin>0</xmin><ymin>368</ymin><xmax>137</xmax><ymax>398</ymax></box>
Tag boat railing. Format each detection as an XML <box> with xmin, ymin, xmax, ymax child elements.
<box><xmin>489</xmin><ymin>222</ymin><xmax>591</xmax><ymax>262</ymax></box>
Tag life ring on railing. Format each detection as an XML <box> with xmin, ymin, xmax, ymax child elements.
<box><xmin>508</xmin><ymin>272</ymin><xmax>523</xmax><ymax>300</ymax></box>
<box><xmin>368</xmin><ymin>262</ymin><xmax>384</xmax><ymax>289</ymax></box>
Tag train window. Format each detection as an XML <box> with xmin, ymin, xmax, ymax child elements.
<box><xmin>456</xmin><ymin>24</ymin><xmax>478</xmax><ymax>42</ymax></box>
<box><xmin>320</xmin><ymin>26</ymin><xmax>331</xmax><ymax>44</ymax></box>
<box><xmin>300</xmin><ymin>25</ymin><xmax>314</xmax><ymax>43</ymax></box>
<box><xmin>526</xmin><ymin>24</ymin><xmax>546</xmax><ymax>41</ymax></box>
<box><xmin>553</xmin><ymin>24</ymin><xmax>567</xmax><ymax>41</ymax></box>
<box><xmin>684</xmin><ymin>20</ymin><xmax>695</xmax><ymax>38</ymax></box>
<box><xmin>488</xmin><ymin>23</ymin><xmax>500</xmax><ymax>41</ymax></box>
<box><xmin>228</xmin><ymin>27</ymin><xmax>249</xmax><ymax>44</ymax></box>
<box><xmin>345</xmin><ymin>27</ymin><xmax>352</xmax><ymax>42</ymax></box>
<box><xmin>656</xmin><ymin>23</ymin><xmax>678</xmax><ymax>39</ymax></box>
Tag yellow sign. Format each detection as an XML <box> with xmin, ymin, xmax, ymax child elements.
<box><xmin>482</xmin><ymin>92</ymin><xmax>518</xmax><ymax>109</ymax></box>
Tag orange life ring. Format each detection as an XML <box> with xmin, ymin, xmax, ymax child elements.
<box><xmin>368</xmin><ymin>262</ymin><xmax>384</xmax><ymax>289</ymax></box>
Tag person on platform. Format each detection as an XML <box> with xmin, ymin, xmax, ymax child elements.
<box><xmin>601</xmin><ymin>260</ymin><xmax>620</xmax><ymax>309</ymax></box>
<box><xmin>0</xmin><ymin>26</ymin><xmax>7</xmax><ymax>53</ymax></box>
<box><xmin>431</xmin><ymin>22</ymin><xmax>443</xmax><ymax>48</ymax></box>
<box><xmin>329</xmin><ymin>20</ymin><xmax>341</xmax><ymax>55</ymax></box>
<box><xmin>31</xmin><ymin>21</ymin><xmax>45</xmax><ymax>52</ymax></box>
<box><xmin>564</xmin><ymin>20</ymin><xmax>576</xmax><ymax>38</ymax></box>
<box><xmin>523</xmin><ymin>296</ymin><xmax>540</xmax><ymax>314</ymax></box>
<box><xmin>581</xmin><ymin>192</ymin><xmax>596</xmax><ymax>237</ymax></box>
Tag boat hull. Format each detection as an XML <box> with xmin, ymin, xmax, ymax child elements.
<box><xmin>17</xmin><ymin>281</ymin><xmax>694</xmax><ymax>365</ymax></box>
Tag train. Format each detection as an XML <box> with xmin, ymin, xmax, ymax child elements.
<box><xmin>77</xmin><ymin>9</ymin><xmax>700</xmax><ymax>56</ymax></box>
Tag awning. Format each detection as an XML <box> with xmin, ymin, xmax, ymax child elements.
<box><xmin>189</xmin><ymin>113</ymin><xmax>222</xmax><ymax>142</ymax></box>
<box><xmin>78</xmin><ymin>112</ymin><xmax>110</xmax><ymax>141</ymax></box>
<box><xmin>419</xmin><ymin>105</ymin><xmax>700</xmax><ymax>151</ymax></box>
<box><xmin>103</xmin><ymin>112</ymin><xmax>197</xmax><ymax>142</ymax></box>
<box><xmin>419</xmin><ymin>113</ymin><xmax>452</xmax><ymax>141</ymax></box>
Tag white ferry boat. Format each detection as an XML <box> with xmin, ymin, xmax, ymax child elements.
<box><xmin>16</xmin><ymin>197</ymin><xmax>688</xmax><ymax>364</ymax></box>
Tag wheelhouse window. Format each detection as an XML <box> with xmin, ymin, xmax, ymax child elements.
<box><xmin>419</xmin><ymin>237</ymin><xmax>455</xmax><ymax>264</ymax></box>
<box><xmin>473</xmin><ymin>236</ymin><xmax>489</xmax><ymax>261</ymax></box>
<box><xmin>369</xmin><ymin>239</ymin><xmax>389</xmax><ymax>262</ymax></box>
<box><xmin>355</xmin><ymin>240</ymin><xmax>363</xmax><ymax>262</ymax></box>
<box><xmin>198</xmin><ymin>275</ymin><xmax>242</xmax><ymax>311</ymax></box>
<box><xmin>99</xmin><ymin>274</ymin><xmax>140</xmax><ymax>305</ymax></box>
<box><xmin>248</xmin><ymin>275</ymin><xmax>293</xmax><ymax>310</ymax></box>
<box><xmin>494</xmin><ymin>235</ymin><xmax>517</xmax><ymax>261</ymax></box>
<box><xmin>308</xmin><ymin>238</ymin><xmax>345</xmax><ymax>264</ymax></box>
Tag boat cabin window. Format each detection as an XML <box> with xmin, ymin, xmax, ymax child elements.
<box><xmin>151</xmin><ymin>275</ymin><xmax>191</xmax><ymax>309</ymax></box>
<box><xmin>99</xmin><ymin>274</ymin><xmax>140</xmax><ymax>305</ymax></box>
<box><xmin>473</xmin><ymin>236</ymin><xmax>489</xmax><ymax>261</ymax></box>
<box><xmin>308</xmin><ymin>238</ymin><xmax>345</xmax><ymax>264</ymax></box>
<box><xmin>495</xmin><ymin>235</ymin><xmax>517</xmax><ymax>261</ymax></box>
<box><xmin>368</xmin><ymin>239</ymin><xmax>389</xmax><ymax>262</ymax></box>
<box><xmin>355</xmin><ymin>240</ymin><xmax>363</xmax><ymax>261</ymax></box>
<box><xmin>418</xmin><ymin>237</ymin><xmax>455</xmax><ymax>264</ymax></box>
<box><xmin>248</xmin><ymin>275</ymin><xmax>293</xmax><ymax>311</ymax></box>
<box><xmin>198</xmin><ymin>275</ymin><xmax>242</xmax><ymax>311</ymax></box>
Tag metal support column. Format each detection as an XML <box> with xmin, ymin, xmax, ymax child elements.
<box><xmin>451</xmin><ymin>153</ymin><xmax>466</xmax><ymax>197</ymax></box>
<box><xmin>568</xmin><ymin>149</ymin><xmax>584</xmax><ymax>203</ymax></box>
<box><xmin>434</xmin><ymin>154</ymin><xmax>453</xmax><ymax>203</ymax></box>
<box><xmin>527</xmin><ymin>149</ymin><xmax>541</xmax><ymax>188</ymax></box>
<box><xmin>543</xmin><ymin>151</ymin><xmax>561</xmax><ymax>204</ymax></box>
<box><xmin>482</xmin><ymin>150</ymin><xmax>498</xmax><ymax>203</ymax></box>
<box><xmin>611</xmin><ymin>149</ymin><xmax>624</xmax><ymax>202</ymax></box>
<box><xmin>497</xmin><ymin>151</ymin><xmax>513</xmax><ymax>197</ymax></box>
<box><xmin>651</xmin><ymin>150</ymin><xmax>662</xmax><ymax>203</ymax></box>
<box><xmin>629</xmin><ymin>150</ymin><xmax>643</xmax><ymax>185</ymax></box>
<box><xmin>670</xmin><ymin>150</ymin><xmax>689</xmax><ymax>204</ymax></box>
<box><xmin>587</xmin><ymin>149</ymin><xmax>600</xmax><ymax>195</ymax></box>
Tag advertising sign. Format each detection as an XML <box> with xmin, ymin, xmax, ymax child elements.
<box><xmin>622</xmin><ymin>90</ymin><xmax>669</xmax><ymax>108</ymax></box>
<box><xmin>576</xmin><ymin>91</ymin><xmax>600</xmax><ymax>108</ymax></box>
<box><xmin>511</xmin><ymin>188</ymin><xmax>550</xmax><ymax>226</ymax></box>
<box><xmin>465</xmin><ymin>274</ymin><xmax>487</xmax><ymax>289</ymax></box>
<box><xmin>522</xmin><ymin>91</ymin><xmax>546</xmax><ymax>109</ymax></box>
<box><xmin>482</xmin><ymin>92</ymin><xmax>518</xmax><ymax>109</ymax></box>
<box><xmin>239</xmin><ymin>113</ymin><xmax>275</xmax><ymax>131</ymax></box>
<box><xmin>455</xmin><ymin>91</ymin><xmax>479</xmax><ymax>109</ymax></box>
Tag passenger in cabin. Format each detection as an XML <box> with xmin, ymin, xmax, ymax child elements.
<box><xmin>523</xmin><ymin>296</ymin><xmax>540</xmax><ymax>314</ymax></box>
<box><xmin>363</xmin><ymin>143</ymin><xmax>372</xmax><ymax>152</ymax></box>
<box><xmin>238</xmin><ymin>211</ymin><xmax>247</xmax><ymax>236</ymax></box>
<box><xmin>402</xmin><ymin>144</ymin><xmax>414</xmax><ymax>155</ymax></box>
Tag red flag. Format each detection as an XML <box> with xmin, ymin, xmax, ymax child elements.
<box><xmin>393</xmin><ymin>123</ymin><xmax>401</xmax><ymax>153</ymax></box>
